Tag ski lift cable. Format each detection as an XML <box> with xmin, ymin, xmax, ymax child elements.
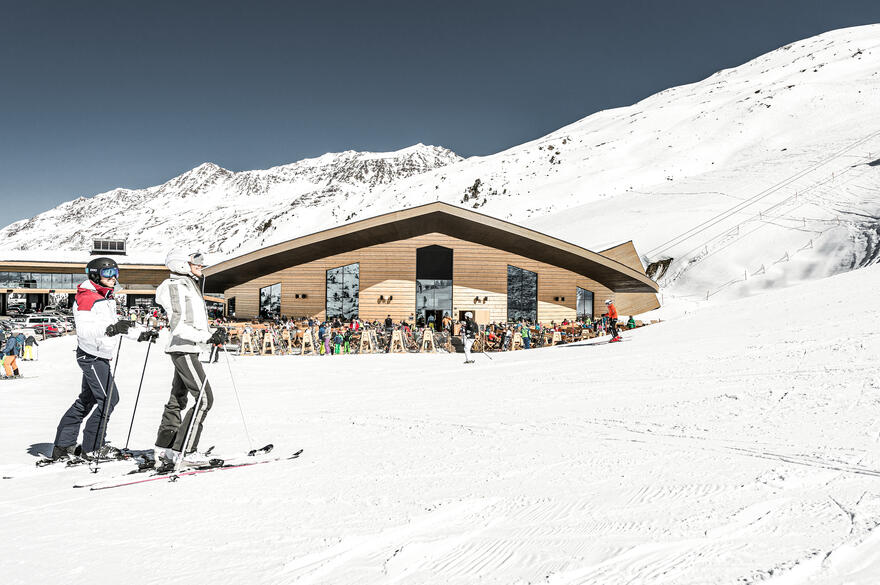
<box><xmin>657</xmin><ymin>155</ymin><xmax>871</xmax><ymax>272</ymax></box>
<box><xmin>646</xmin><ymin>130</ymin><xmax>880</xmax><ymax>258</ymax></box>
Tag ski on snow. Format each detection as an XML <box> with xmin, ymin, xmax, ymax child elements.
<box><xmin>76</xmin><ymin>447</ymin><xmax>302</xmax><ymax>491</ymax></box>
<box><xmin>3</xmin><ymin>453</ymin><xmax>137</xmax><ymax>480</ymax></box>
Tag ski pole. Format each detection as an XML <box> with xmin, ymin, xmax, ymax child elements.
<box><xmin>222</xmin><ymin>347</ymin><xmax>254</xmax><ymax>452</ymax></box>
<box><xmin>91</xmin><ymin>336</ymin><xmax>123</xmax><ymax>473</ymax></box>
<box><xmin>123</xmin><ymin>339</ymin><xmax>153</xmax><ymax>451</ymax></box>
<box><xmin>174</xmin><ymin>367</ymin><xmax>211</xmax><ymax>474</ymax></box>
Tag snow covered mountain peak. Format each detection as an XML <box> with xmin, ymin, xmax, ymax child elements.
<box><xmin>0</xmin><ymin>143</ymin><xmax>463</xmax><ymax>257</ymax></box>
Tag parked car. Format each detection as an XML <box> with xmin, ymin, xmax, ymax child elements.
<box><xmin>33</xmin><ymin>324</ymin><xmax>62</xmax><ymax>337</ymax></box>
<box><xmin>23</xmin><ymin>315</ymin><xmax>71</xmax><ymax>335</ymax></box>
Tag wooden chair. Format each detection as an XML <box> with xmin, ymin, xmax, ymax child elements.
<box><xmin>261</xmin><ymin>332</ymin><xmax>275</xmax><ymax>355</ymax></box>
<box><xmin>301</xmin><ymin>328</ymin><xmax>316</xmax><ymax>356</ymax></box>
<box><xmin>239</xmin><ymin>332</ymin><xmax>257</xmax><ymax>356</ymax></box>
<box><xmin>389</xmin><ymin>329</ymin><xmax>407</xmax><ymax>353</ymax></box>
<box><xmin>510</xmin><ymin>331</ymin><xmax>524</xmax><ymax>351</ymax></box>
<box><xmin>550</xmin><ymin>331</ymin><xmax>562</xmax><ymax>346</ymax></box>
<box><xmin>280</xmin><ymin>328</ymin><xmax>292</xmax><ymax>354</ymax></box>
<box><xmin>419</xmin><ymin>329</ymin><xmax>436</xmax><ymax>353</ymax></box>
<box><xmin>358</xmin><ymin>329</ymin><xmax>375</xmax><ymax>353</ymax></box>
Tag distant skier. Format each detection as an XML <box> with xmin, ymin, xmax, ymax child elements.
<box><xmin>153</xmin><ymin>250</ymin><xmax>228</xmax><ymax>467</ymax></box>
<box><xmin>51</xmin><ymin>257</ymin><xmax>150</xmax><ymax>461</ymax></box>
<box><xmin>462</xmin><ymin>312</ymin><xmax>479</xmax><ymax>364</ymax></box>
<box><xmin>605</xmin><ymin>299</ymin><xmax>621</xmax><ymax>342</ymax></box>
<box><xmin>23</xmin><ymin>335</ymin><xmax>38</xmax><ymax>360</ymax></box>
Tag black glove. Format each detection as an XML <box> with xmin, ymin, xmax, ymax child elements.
<box><xmin>105</xmin><ymin>320</ymin><xmax>134</xmax><ymax>337</ymax></box>
<box><xmin>207</xmin><ymin>328</ymin><xmax>228</xmax><ymax>345</ymax></box>
<box><xmin>137</xmin><ymin>329</ymin><xmax>159</xmax><ymax>343</ymax></box>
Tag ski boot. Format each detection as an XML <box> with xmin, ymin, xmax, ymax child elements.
<box><xmin>51</xmin><ymin>444</ymin><xmax>82</xmax><ymax>461</ymax></box>
<box><xmin>83</xmin><ymin>444</ymin><xmax>122</xmax><ymax>461</ymax></box>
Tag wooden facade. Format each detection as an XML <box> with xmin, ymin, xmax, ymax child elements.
<box><xmin>224</xmin><ymin>232</ymin><xmax>659</xmax><ymax>322</ymax></box>
<box><xmin>596</xmin><ymin>242</ymin><xmax>661</xmax><ymax>316</ymax></box>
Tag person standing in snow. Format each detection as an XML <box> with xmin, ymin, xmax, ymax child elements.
<box><xmin>605</xmin><ymin>299</ymin><xmax>621</xmax><ymax>342</ymax></box>
<box><xmin>153</xmin><ymin>250</ymin><xmax>228</xmax><ymax>467</ymax></box>
<box><xmin>461</xmin><ymin>312</ymin><xmax>479</xmax><ymax>364</ymax></box>
<box><xmin>1</xmin><ymin>333</ymin><xmax>21</xmax><ymax>378</ymax></box>
<box><xmin>23</xmin><ymin>334</ymin><xmax>38</xmax><ymax>360</ymax></box>
<box><xmin>51</xmin><ymin>257</ymin><xmax>151</xmax><ymax>461</ymax></box>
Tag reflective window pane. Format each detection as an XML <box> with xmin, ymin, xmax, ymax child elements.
<box><xmin>326</xmin><ymin>263</ymin><xmax>358</xmax><ymax>320</ymax></box>
<box><xmin>259</xmin><ymin>283</ymin><xmax>281</xmax><ymax>319</ymax></box>
<box><xmin>576</xmin><ymin>287</ymin><xmax>594</xmax><ymax>320</ymax></box>
<box><xmin>507</xmin><ymin>265</ymin><xmax>537</xmax><ymax>323</ymax></box>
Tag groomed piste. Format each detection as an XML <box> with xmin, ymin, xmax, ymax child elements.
<box><xmin>2</xmin><ymin>262</ymin><xmax>880</xmax><ymax>584</ymax></box>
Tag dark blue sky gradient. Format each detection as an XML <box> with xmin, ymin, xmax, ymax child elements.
<box><xmin>1</xmin><ymin>1</ymin><xmax>879</xmax><ymax>222</ymax></box>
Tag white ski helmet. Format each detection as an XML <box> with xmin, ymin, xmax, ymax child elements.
<box><xmin>166</xmin><ymin>249</ymin><xmax>206</xmax><ymax>276</ymax></box>
<box><xmin>604</xmin><ymin>299</ymin><xmax>613</xmax><ymax>305</ymax></box>
<box><xmin>464</xmin><ymin>312</ymin><xmax>473</xmax><ymax>319</ymax></box>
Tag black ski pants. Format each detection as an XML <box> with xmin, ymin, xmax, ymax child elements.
<box><xmin>55</xmin><ymin>348</ymin><xmax>119</xmax><ymax>452</ymax></box>
<box><xmin>155</xmin><ymin>352</ymin><xmax>213</xmax><ymax>453</ymax></box>
<box><xmin>609</xmin><ymin>319</ymin><xmax>619</xmax><ymax>339</ymax></box>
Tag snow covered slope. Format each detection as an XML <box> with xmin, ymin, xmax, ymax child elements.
<box><xmin>3</xmin><ymin>261</ymin><xmax>880</xmax><ymax>584</ymax></box>
<box><xmin>2</xmin><ymin>25</ymin><xmax>879</xmax><ymax>301</ymax></box>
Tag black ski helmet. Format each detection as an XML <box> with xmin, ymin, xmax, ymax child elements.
<box><xmin>86</xmin><ymin>257</ymin><xmax>119</xmax><ymax>283</ymax></box>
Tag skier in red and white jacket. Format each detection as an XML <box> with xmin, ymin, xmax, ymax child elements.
<box><xmin>51</xmin><ymin>257</ymin><xmax>153</xmax><ymax>461</ymax></box>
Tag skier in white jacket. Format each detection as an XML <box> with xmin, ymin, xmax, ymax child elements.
<box><xmin>52</xmin><ymin>257</ymin><xmax>153</xmax><ymax>461</ymax></box>
<box><xmin>153</xmin><ymin>249</ymin><xmax>227</xmax><ymax>467</ymax></box>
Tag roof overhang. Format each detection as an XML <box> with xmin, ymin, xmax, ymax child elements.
<box><xmin>204</xmin><ymin>202</ymin><xmax>659</xmax><ymax>294</ymax></box>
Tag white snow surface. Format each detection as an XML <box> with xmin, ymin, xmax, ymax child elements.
<box><xmin>3</xmin><ymin>263</ymin><xmax>880</xmax><ymax>584</ymax></box>
<box><xmin>2</xmin><ymin>25</ymin><xmax>880</xmax><ymax>303</ymax></box>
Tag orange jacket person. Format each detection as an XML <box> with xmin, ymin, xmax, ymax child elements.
<box><xmin>604</xmin><ymin>299</ymin><xmax>621</xmax><ymax>342</ymax></box>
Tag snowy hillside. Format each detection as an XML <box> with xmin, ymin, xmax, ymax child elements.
<box><xmin>4</xmin><ymin>261</ymin><xmax>880</xmax><ymax>584</ymax></box>
<box><xmin>2</xmin><ymin>25</ymin><xmax>879</xmax><ymax>301</ymax></box>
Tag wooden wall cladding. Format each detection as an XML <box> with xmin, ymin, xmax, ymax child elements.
<box><xmin>597</xmin><ymin>241</ymin><xmax>660</xmax><ymax>316</ymax></box>
<box><xmin>225</xmin><ymin>233</ymin><xmax>659</xmax><ymax>322</ymax></box>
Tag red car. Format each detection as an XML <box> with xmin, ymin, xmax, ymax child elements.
<box><xmin>33</xmin><ymin>324</ymin><xmax>62</xmax><ymax>337</ymax></box>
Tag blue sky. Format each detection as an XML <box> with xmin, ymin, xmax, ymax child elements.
<box><xmin>1</xmin><ymin>0</ymin><xmax>878</xmax><ymax>223</ymax></box>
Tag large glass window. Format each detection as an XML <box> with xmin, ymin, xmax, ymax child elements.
<box><xmin>577</xmin><ymin>287</ymin><xmax>594</xmax><ymax>320</ymax></box>
<box><xmin>416</xmin><ymin>246</ymin><xmax>453</xmax><ymax>326</ymax></box>
<box><xmin>507</xmin><ymin>265</ymin><xmax>537</xmax><ymax>323</ymax></box>
<box><xmin>259</xmin><ymin>283</ymin><xmax>281</xmax><ymax>319</ymax></box>
<box><xmin>0</xmin><ymin>271</ymin><xmax>105</xmax><ymax>290</ymax></box>
<box><xmin>326</xmin><ymin>263</ymin><xmax>359</xmax><ymax>320</ymax></box>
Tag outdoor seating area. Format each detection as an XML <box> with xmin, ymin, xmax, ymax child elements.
<box><xmin>215</xmin><ymin>315</ymin><xmax>659</xmax><ymax>357</ymax></box>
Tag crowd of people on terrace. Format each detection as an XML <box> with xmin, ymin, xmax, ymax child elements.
<box><xmin>208</xmin><ymin>309</ymin><xmax>641</xmax><ymax>356</ymax></box>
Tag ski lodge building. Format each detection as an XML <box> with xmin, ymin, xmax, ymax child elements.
<box><xmin>0</xmin><ymin>203</ymin><xmax>659</xmax><ymax>322</ymax></box>
<box><xmin>204</xmin><ymin>202</ymin><xmax>659</xmax><ymax>323</ymax></box>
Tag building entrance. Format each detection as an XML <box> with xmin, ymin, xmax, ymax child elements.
<box><xmin>416</xmin><ymin>245</ymin><xmax>453</xmax><ymax>327</ymax></box>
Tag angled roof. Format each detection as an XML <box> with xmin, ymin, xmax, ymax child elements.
<box><xmin>204</xmin><ymin>202</ymin><xmax>659</xmax><ymax>294</ymax></box>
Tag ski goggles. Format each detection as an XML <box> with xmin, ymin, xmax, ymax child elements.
<box><xmin>189</xmin><ymin>252</ymin><xmax>205</xmax><ymax>266</ymax></box>
<box><xmin>99</xmin><ymin>267</ymin><xmax>119</xmax><ymax>279</ymax></box>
